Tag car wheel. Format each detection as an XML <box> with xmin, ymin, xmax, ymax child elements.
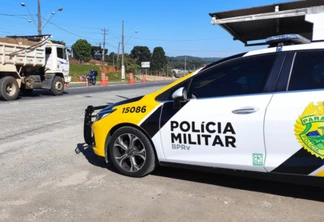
<box><xmin>0</xmin><ymin>76</ymin><xmax>20</xmax><ymax>101</ymax></box>
<box><xmin>51</xmin><ymin>76</ymin><xmax>64</xmax><ymax>96</ymax></box>
<box><xmin>108</xmin><ymin>126</ymin><xmax>156</xmax><ymax>177</ymax></box>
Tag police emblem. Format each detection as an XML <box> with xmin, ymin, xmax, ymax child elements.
<box><xmin>295</xmin><ymin>102</ymin><xmax>324</xmax><ymax>159</ymax></box>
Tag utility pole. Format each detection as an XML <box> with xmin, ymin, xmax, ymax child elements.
<box><xmin>184</xmin><ymin>56</ymin><xmax>187</xmax><ymax>72</ymax></box>
<box><xmin>102</xmin><ymin>28</ymin><xmax>107</xmax><ymax>62</ymax></box>
<box><xmin>37</xmin><ymin>0</ymin><xmax>42</xmax><ymax>35</ymax></box>
<box><xmin>117</xmin><ymin>42</ymin><xmax>120</xmax><ymax>63</ymax></box>
<box><xmin>121</xmin><ymin>20</ymin><xmax>125</xmax><ymax>80</ymax></box>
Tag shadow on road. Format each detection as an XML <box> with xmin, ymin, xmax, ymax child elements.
<box><xmin>18</xmin><ymin>90</ymin><xmax>69</xmax><ymax>98</ymax></box>
<box><xmin>75</xmin><ymin>143</ymin><xmax>118</xmax><ymax>173</ymax></box>
<box><xmin>153</xmin><ymin>166</ymin><xmax>324</xmax><ymax>202</ymax></box>
<box><xmin>75</xmin><ymin>142</ymin><xmax>324</xmax><ymax>202</ymax></box>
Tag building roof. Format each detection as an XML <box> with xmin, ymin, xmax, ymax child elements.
<box><xmin>209</xmin><ymin>0</ymin><xmax>324</xmax><ymax>45</ymax></box>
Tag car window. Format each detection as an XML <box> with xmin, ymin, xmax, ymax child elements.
<box><xmin>46</xmin><ymin>47</ymin><xmax>52</xmax><ymax>55</ymax></box>
<box><xmin>188</xmin><ymin>54</ymin><xmax>276</xmax><ymax>98</ymax></box>
<box><xmin>57</xmin><ymin>47</ymin><xmax>64</xmax><ymax>59</ymax></box>
<box><xmin>288</xmin><ymin>51</ymin><xmax>324</xmax><ymax>91</ymax></box>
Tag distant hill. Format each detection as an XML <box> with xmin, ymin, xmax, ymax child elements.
<box><xmin>167</xmin><ymin>56</ymin><xmax>222</xmax><ymax>71</ymax></box>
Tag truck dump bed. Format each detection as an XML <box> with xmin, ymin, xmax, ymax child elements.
<box><xmin>0</xmin><ymin>35</ymin><xmax>50</xmax><ymax>67</ymax></box>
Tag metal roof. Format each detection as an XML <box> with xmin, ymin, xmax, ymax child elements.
<box><xmin>209</xmin><ymin>0</ymin><xmax>324</xmax><ymax>45</ymax></box>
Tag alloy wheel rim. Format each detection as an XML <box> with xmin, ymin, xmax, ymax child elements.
<box><xmin>113</xmin><ymin>133</ymin><xmax>146</xmax><ymax>172</ymax></box>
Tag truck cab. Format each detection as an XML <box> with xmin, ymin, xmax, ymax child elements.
<box><xmin>45</xmin><ymin>43</ymin><xmax>71</xmax><ymax>84</ymax></box>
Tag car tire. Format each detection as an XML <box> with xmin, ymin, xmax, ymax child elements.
<box><xmin>51</xmin><ymin>76</ymin><xmax>64</xmax><ymax>96</ymax></box>
<box><xmin>108</xmin><ymin>126</ymin><xmax>156</xmax><ymax>177</ymax></box>
<box><xmin>0</xmin><ymin>76</ymin><xmax>20</xmax><ymax>101</ymax></box>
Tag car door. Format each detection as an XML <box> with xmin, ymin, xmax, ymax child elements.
<box><xmin>159</xmin><ymin>53</ymin><xmax>284</xmax><ymax>171</ymax></box>
<box><xmin>265</xmin><ymin>50</ymin><xmax>324</xmax><ymax>177</ymax></box>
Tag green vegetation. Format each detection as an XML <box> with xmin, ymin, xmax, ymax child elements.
<box><xmin>70</xmin><ymin>64</ymin><xmax>121</xmax><ymax>82</ymax></box>
<box><xmin>168</xmin><ymin>56</ymin><xmax>221</xmax><ymax>70</ymax></box>
<box><xmin>72</xmin><ymin>39</ymin><xmax>92</xmax><ymax>63</ymax></box>
<box><xmin>69</xmin><ymin>54</ymin><xmax>221</xmax><ymax>82</ymax></box>
<box><xmin>69</xmin><ymin>38</ymin><xmax>221</xmax><ymax>79</ymax></box>
<box><xmin>151</xmin><ymin>47</ymin><xmax>167</xmax><ymax>75</ymax></box>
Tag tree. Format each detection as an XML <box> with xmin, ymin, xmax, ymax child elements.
<box><xmin>91</xmin><ymin>46</ymin><xmax>108</xmax><ymax>60</ymax></box>
<box><xmin>107</xmin><ymin>52</ymin><xmax>118</xmax><ymax>66</ymax></box>
<box><xmin>151</xmin><ymin>47</ymin><xmax>167</xmax><ymax>75</ymax></box>
<box><xmin>72</xmin><ymin>39</ymin><xmax>91</xmax><ymax>63</ymax></box>
<box><xmin>130</xmin><ymin>46</ymin><xmax>151</xmax><ymax>66</ymax></box>
<box><xmin>125</xmin><ymin>56</ymin><xmax>140</xmax><ymax>73</ymax></box>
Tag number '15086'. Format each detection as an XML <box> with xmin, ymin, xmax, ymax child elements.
<box><xmin>122</xmin><ymin>106</ymin><xmax>146</xmax><ymax>113</ymax></box>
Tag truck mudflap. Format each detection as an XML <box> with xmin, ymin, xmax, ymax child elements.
<box><xmin>83</xmin><ymin>105</ymin><xmax>107</xmax><ymax>145</ymax></box>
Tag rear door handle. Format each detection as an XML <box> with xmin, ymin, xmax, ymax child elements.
<box><xmin>232</xmin><ymin>107</ymin><xmax>259</xmax><ymax>114</ymax></box>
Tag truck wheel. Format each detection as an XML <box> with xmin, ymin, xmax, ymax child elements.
<box><xmin>108</xmin><ymin>126</ymin><xmax>156</xmax><ymax>177</ymax></box>
<box><xmin>51</xmin><ymin>76</ymin><xmax>64</xmax><ymax>96</ymax></box>
<box><xmin>0</xmin><ymin>76</ymin><xmax>20</xmax><ymax>101</ymax></box>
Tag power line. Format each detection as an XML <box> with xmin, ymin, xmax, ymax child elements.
<box><xmin>0</xmin><ymin>13</ymin><xmax>30</xmax><ymax>17</ymax></box>
<box><xmin>48</xmin><ymin>21</ymin><xmax>102</xmax><ymax>41</ymax></box>
<box><xmin>0</xmin><ymin>12</ymin><xmax>244</xmax><ymax>56</ymax></box>
<box><xmin>130</xmin><ymin>36</ymin><xmax>229</xmax><ymax>42</ymax></box>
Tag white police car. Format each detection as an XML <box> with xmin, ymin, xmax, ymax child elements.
<box><xmin>84</xmin><ymin>33</ymin><xmax>324</xmax><ymax>185</ymax></box>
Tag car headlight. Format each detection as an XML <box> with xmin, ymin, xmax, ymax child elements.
<box><xmin>96</xmin><ymin>109</ymin><xmax>116</xmax><ymax>121</ymax></box>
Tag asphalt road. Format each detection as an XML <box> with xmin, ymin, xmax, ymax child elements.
<box><xmin>0</xmin><ymin>83</ymin><xmax>324</xmax><ymax>222</ymax></box>
<box><xmin>12</xmin><ymin>81</ymin><xmax>171</xmax><ymax>101</ymax></box>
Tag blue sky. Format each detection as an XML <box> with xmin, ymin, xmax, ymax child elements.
<box><xmin>0</xmin><ymin>0</ymin><xmax>294</xmax><ymax>58</ymax></box>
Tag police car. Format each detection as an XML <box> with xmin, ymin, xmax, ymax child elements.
<box><xmin>84</xmin><ymin>33</ymin><xmax>324</xmax><ymax>181</ymax></box>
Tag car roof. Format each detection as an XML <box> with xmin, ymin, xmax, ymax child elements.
<box><xmin>245</xmin><ymin>41</ymin><xmax>324</xmax><ymax>57</ymax></box>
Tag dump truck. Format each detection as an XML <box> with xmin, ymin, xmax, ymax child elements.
<box><xmin>0</xmin><ymin>34</ymin><xmax>71</xmax><ymax>101</ymax></box>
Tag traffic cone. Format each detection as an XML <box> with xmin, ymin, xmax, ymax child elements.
<box><xmin>141</xmin><ymin>74</ymin><xmax>147</xmax><ymax>82</ymax></box>
<box><xmin>79</xmin><ymin>76</ymin><xmax>83</xmax><ymax>82</ymax></box>
<box><xmin>64</xmin><ymin>84</ymin><xmax>68</xmax><ymax>90</ymax></box>
<box><xmin>128</xmin><ymin>73</ymin><xmax>135</xmax><ymax>84</ymax></box>
<box><xmin>100</xmin><ymin>73</ymin><xmax>107</xmax><ymax>86</ymax></box>
<box><xmin>85</xmin><ymin>78</ymin><xmax>89</xmax><ymax>87</ymax></box>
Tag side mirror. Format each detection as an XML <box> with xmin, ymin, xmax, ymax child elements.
<box><xmin>172</xmin><ymin>87</ymin><xmax>187</xmax><ymax>108</ymax></box>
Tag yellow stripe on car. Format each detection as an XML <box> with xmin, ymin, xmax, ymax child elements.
<box><xmin>91</xmin><ymin>70</ymin><xmax>198</xmax><ymax>157</ymax></box>
<box><xmin>315</xmin><ymin>170</ymin><xmax>324</xmax><ymax>177</ymax></box>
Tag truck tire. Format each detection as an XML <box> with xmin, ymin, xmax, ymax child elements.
<box><xmin>51</xmin><ymin>76</ymin><xmax>64</xmax><ymax>96</ymax></box>
<box><xmin>0</xmin><ymin>76</ymin><xmax>20</xmax><ymax>101</ymax></box>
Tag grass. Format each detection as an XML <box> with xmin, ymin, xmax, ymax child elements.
<box><xmin>70</xmin><ymin>63</ymin><xmax>122</xmax><ymax>82</ymax></box>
